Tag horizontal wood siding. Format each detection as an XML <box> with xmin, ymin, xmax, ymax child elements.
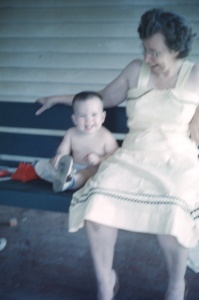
<box><xmin>0</xmin><ymin>1</ymin><xmax>198</xmax><ymax>102</ymax></box>
<box><xmin>0</xmin><ymin>0</ymin><xmax>198</xmax><ymax>161</ymax></box>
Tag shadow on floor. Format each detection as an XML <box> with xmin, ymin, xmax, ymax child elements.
<box><xmin>0</xmin><ymin>205</ymin><xmax>198</xmax><ymax>300</ymax></box>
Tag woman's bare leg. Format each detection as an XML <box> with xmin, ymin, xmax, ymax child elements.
<box><xmin>86</xmin><ymin>221</ymin><xmax>118</xmax><ymax>300</ymax></box>
<box><xmin>157</xmin><ymin>235</ymin><xmax>188</xmax><ymax>300</ymax></box>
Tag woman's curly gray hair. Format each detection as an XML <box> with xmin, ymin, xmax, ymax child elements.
<box><xmin>138</xmin><ymin>8</ymin><xmax>196</xmax><ymax>58</ymax></box>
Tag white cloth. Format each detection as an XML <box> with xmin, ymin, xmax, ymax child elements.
<box><xmin>68</xmin><ymin>61</ymin><xmax>199</xmax><ymax>249</ymax></box>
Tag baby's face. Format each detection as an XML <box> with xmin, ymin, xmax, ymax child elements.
<box><xmin>72</xmin><ymin>97</ymin><xmax>106</xmax><ymax>134</ymax></box>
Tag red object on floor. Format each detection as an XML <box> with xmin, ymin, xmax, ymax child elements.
<box><xmin>11</xmin><ymin>163</ymin><xmax>40</xmax><ymax>182</ymax></box>
<box><xmin>0</xmin><ymin>170</ymin><xmax>10</xmax><ymax>177</ymax></box>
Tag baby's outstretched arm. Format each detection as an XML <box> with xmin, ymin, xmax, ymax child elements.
<box><xmin>50</xmin><ymin>129</ymin><xmax>72</xmax><ymax>168</ymax></box>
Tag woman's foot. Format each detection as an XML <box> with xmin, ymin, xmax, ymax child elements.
<box><xmin>165</xmin><ymin>280</ymin><xmax>186</xmax><ymax>300</ymax></box>
<box><xmin>0</xmin><ymin>238</ymin><xmax>7</xmax><ymax>251</ymax></box>
<box><xmin>97</xmin><ymin>269</ymin><xmax>119</xmax><ymax>300</ymax></box>
<box><xmin>112</xmin><ymin>271</ymin><xmax>119</xmax><ymax>299</ymax></box>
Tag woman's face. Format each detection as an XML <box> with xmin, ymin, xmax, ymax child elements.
<box><xmin>142</xmin><ymin>32</ymin><xmax>179</xmax><ymax>75</ymax></box>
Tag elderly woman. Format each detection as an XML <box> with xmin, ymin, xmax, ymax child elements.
<box><xmin>36</xmin><ymin>8</ymin><xmax>199</xmax><ymax>300</ymax></box>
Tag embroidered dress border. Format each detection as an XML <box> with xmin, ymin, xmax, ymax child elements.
<box><xmin>127</xmin><ymin>89</ymin><xmax>198</xmax><ymax>105</ymax></box>
<box><xmin>191</xmin><ymin>208</ymin><xmax>199</xmax><ymax>219</ymax></box>
<box><xmin>127</xmin><ymin>89</ymin><xmax>153</xmax><ymax>101</ymax></box>
<box><xmin>71</xmin><ymin>187</ymin><xmax>199</xmax><ymax>219</ymax></box>
<box><xmin>167</xmin><ymin>90</ymin><xmax>199</xmax><ymax>105</ymax></box>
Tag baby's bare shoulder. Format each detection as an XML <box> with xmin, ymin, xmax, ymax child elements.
<box><xmin>100</xmin><ymin>126</ymin><xmax>114</xmax><ymax>135</ymax></box>
<box><xmin>67</xmin><ymin>127</ymin><xmax>79</xmax><ymax>135</ymax></box>
<box><xmin>63</xmin><ymin>127</ymin><xmax>79</xmax><ymax>142</ymax></box>
<box><xmin>98</xmin><ymin>127</ymin><xmax>116</xmax><ymax>142</ymax></box>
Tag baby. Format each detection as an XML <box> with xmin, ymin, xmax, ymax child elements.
<box><xmin>35</xmin><ymin>91</ymin><xmax>118</xmax><ymax>192</ymax></box>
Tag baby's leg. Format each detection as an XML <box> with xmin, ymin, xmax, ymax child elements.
<box><xmin>55</xmin><ymin>161</ymin><xmax>98</xmax><ymax>192</ymax></box>
<box><xmin>35</xmin><ymin>159</ymin><xmax>57</xmax><ymax>183</ymax></box>
<box><xmin>68</xmin><ymin>166</ymin><xmax>98</xmax><ymax>190</ymax></box>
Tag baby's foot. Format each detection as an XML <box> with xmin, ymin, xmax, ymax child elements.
<box><xmin>53</xmin><ymin>155</ymin><xmax>73</xmax><ymax>193</ymax></box>
<box><xmin>35</xmin><ymin>160</ymin><xmax>57</xmax><ymax>182</ymax></box>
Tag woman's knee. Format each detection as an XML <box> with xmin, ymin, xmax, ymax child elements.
<box><xmin>86</xmin><ymin>220</ymin><xmax>103</xmax><ymax>232</ymax></box>
<box><xmin>157</xmin><ymin>234</ymin><xmax>187</xmax><ymax>253</ymax></box>
<box><xmin>86</xmin><ymin>221</ymin><xmax>118</xmax><ymax>242</ymax></box>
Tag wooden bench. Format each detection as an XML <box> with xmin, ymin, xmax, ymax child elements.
<box><xmin>0</xmin><ymin>101</ymin><xmax>128</xmax><ymax>213</ymax></box>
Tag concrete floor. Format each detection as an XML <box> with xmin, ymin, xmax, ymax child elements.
<box><xmin>0</xmin><ymin>205</ymin><xmax>199</xmax><ymax>300</ymax></box>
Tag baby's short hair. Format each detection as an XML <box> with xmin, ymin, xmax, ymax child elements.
<box><xmin>72</xmin><ymin>91</ymin><xmax>103</xmax><ymax>112</ymax></box>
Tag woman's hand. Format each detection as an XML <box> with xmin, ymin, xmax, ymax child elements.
<box><xmin>35</xmin><ymin>96</ymin><xmax>58</xmax><ymax>115</ymax></box>
<box><xmin>190</xmin><ymin>106</ymin><xmax>199</xmax><ymax>146</ymax></box>
<box><xmin>35</xmin><ymin>94</ymin><xmax>74</xmax><ymax>115</ymax></box>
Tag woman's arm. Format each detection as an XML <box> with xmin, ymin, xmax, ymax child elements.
<box><xmin>35</xmin><ymin>94</ymin><xmax>74</xmax><ymax>115</ymax></box>
<box><xmin>189</xmin><ymin>64</ymin><xmax>199</xmax><ymax>145</ymax></box>
<box><xmin>35</xmin><ymin>59</ymin><xmax>141</xmax><ymax>114</ymax></box>
<box><xmin>190</xmin><ymin>106</ymin><xmax>199</xmax><ymax>145</ymax></box>
<box><xmin>35</xmin><ymin>71</ymin><xmax>128</xmax><ymax>115</ymax></box>
<box><xmin>99</xmin><ymin>60</ymin><xmax>141</xmax><ymax>108</ymax></box>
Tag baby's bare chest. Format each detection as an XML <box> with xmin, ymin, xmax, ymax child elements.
<box><xmin>71</xmin><ymin>134</ymin><xmax>105</xmax><ymax>156</ymax></box>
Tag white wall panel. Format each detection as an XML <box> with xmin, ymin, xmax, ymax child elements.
<box><xmin>0</xmin><ymin>0</ymin><xmax>198</xmax><ymax>103</ymax></box>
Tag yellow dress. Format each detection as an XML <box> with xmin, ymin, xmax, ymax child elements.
<box><xmin>69</xmin><ymin>60</ymin><xmax>199</xmax><ymax>249</ymax></box>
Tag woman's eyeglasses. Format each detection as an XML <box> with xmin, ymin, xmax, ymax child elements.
<box><xmin>142</xmin><ymin>47</ymin><xmax>161</xmax><ymax>58</ymax></box>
